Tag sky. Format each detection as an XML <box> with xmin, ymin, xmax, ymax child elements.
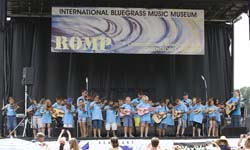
<box><xmin>234</xmin><ymin>13</ymin><xmax>250</xmax><ymax>89</ymax></box>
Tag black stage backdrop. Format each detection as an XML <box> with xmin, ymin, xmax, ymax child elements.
<box><xmin>0</xmin><ymin>19</ymin><xmax>233</xmax><ymax>108</ymax></box>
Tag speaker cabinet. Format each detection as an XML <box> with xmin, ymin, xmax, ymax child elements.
<box><xmin>222</xmin><ymin>127</ymin><xmax>247</xmax><ymax>137</ymax></box>
<box><xmin>22</xmin><ymin>67</ymin><xmax>34</xmax><ymax>85</ymax></box>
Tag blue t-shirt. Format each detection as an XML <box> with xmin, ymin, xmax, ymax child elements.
<box><xmin>84</xmin><ymin>100</ymin><xmax>92</xmax><ymax>118</ymax></box>
<box><xmin>175</xmin><ymin>104</ymin><xmax>188</xmax><ymax>120</ymax></box>
<box><xmin>62</xmin><ymin>105</ymin><xmax>75</xmax><ymax>125</ymax></box>
<box><xmin>215</xmin><ymin>106</ymin><xmax>221</xmax><ymax>122</ymax></box>
<box><xmin>52</xmin><ymin>102</ymin><xmax>63</xmax><ymax>110</ymax></box>
<box><xmin>228</xmin><ymin>97</ymin><xmax>241</xmax><ymax>116</ymax></box>
<box><xmin>28</xmin><ymin>104</ymin><xmax>42</xmax><ymax>116</ymax></box>
<box><xmin>90</xmin><ymin>102</ymin><xmax>103</xmax><ymax>120</ymax></box>
<box><xmin>121</xmin><ymin>103</ymin><xmax>133</xmax><ymax>110</ymax></box>
<box><xmin>77</xmin><ymin>107</ymin><xmax>88</xmax><ymax>118</ymax></box>
<box><xmin>207</xmin><ymin>105</ymin><xmax>217</xmax><ymax>118</ymax></box>
<box><xmin>165</xmin><ymin>109</ymin><xmax>174</xmax><ymax>125</ymax></box>
<box><xmin>137</xmin><ymin>103</ymin><xmax>152</xmax><ymax>122</ymax></box>
<box><xmin>155</xmin><ymin>105</ymin><xmax>168</xmax><ymax>113</ymax></box>
<box><xmin>131</xmin><ymin>98</ymin><xmax>142</xmax><ymax>105</ymax></box>
<box><xmin>6</xmin><ymin>104</ymin><xmax>17</xmax><ymax>116</ymax></box>
<box><xmin>131</xmin><ymin>98</ymin><xmax>143</xmax><ymax>118</ymax></box>
<box><xmin>156</xmin><ymin>106</ymin><xmax>169</xmax><ymax>124</ymax></box>
<box><xmin>121</xmin><ymin>103</ymin><xmax>134</xmax><ymax>117</ymax></box>
<box><xmin>193</xmin><ymin>104</ymin><xmax>203</xmax><ymax>124</ymax></box>
<box><xmin>104</xmin><ymin>105</ymin><xmax>117</xmax><ymax>124</ymax></box>
<box><xmin>188</xmin><ymin>105</ymin><xmax>195</xmax><ymax>121</ymax></box>
<box><xmin>40</xmin><ymin>106</ymin><xmax>52</xmax><ymax>123</ymax></box>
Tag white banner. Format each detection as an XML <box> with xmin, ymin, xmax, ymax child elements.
<box><xmin>51</xmin><ymin>7</ymin><xmax>204</xmax><ymax>55</ymax></box>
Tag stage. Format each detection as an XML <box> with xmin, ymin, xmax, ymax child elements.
<box><xmin>0</xmin><ymin>137</ymin><xmax>241</xmax><ymax>150</ymax></box>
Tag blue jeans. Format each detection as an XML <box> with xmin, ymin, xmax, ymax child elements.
<box><xmin>7</xmin><ymin>115</ymin><xmax>17</xmax><ymax>130</ymax></box>
<box><xmin>231</xmin><ymin>115</ymin><xmax>241</xmax><ymax>127</ymax></box>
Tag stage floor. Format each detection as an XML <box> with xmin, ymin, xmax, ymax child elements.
<box><xmin>0</xmin><ymin>137</ymin><xmax>241</xmax><ymax>150</ymax></box>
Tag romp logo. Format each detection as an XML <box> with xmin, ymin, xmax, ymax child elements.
<box><xmin>54</xmin><ymin>36</ymin><xmax>112</xmax><ymax>51</ymax></box>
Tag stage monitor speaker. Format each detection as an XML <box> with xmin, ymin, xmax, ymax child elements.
<box><xmin>22</xmin><ymin>67</ymin><xmax>34</xmax><ymax>85</ymax></box>
<box><xmin>222</xmin><ymin>127</ymin><xmax>247</xmax><ymax>137</ymax></box>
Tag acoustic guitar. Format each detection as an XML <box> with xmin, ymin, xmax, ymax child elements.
<box><xmin>51</xmin><ymin>108</ymin><xmax>64</xmax><ymax>118</ymax></box>
<box><xmin>137</xmin><ymin>106</ymin><xmax>160</xmax><ymax>116</ymax></box>
<box><xmin>193</xmin><ymin>109</ymin><xmax>201</xmax><ymax>114</ymax></box>
<box><xmin>119</xmin><ymin>109</ymin><xmax>134</xmax><ymax>117</ymax></box>
<box><xmin>173</xmin><ymin>110</ymin><xmax>183</xmax><ymax>120</ymax></box>
<box><xmin>225</xmin><ymin>102</ymin><xmax>237</xmax><ymax>115</ymax></box>
<box><xmin>152</xmin><ymin>112</ymin><xmax>167</xmax><ymax>124</ymax></box>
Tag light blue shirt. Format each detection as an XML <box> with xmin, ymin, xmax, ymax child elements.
<box><xmin>131</xmin><ymin>98</ymin><xmax>143</xmax><ymax>118</ymax></box>
<box><xmin>131</xmin><ymin>98</ymin><xmax>142</xmax><ymax>105</ymax></box>
<box><xmin>121</xmin><ymin>103</ymin><xmax>133</xmax><ymax>110</ymax></box>
<box><xmin>6</xmin><ymin>104</ymin><xmax>17</xmax><ymax>116</ymax></box>
<box><xmin>84</xmin><ymin>100</ymin><xmax>92</xmax><ymax>118</ymax></box>
<box><xmin>52</xmin><ymin>102</ymin><xmax>63</xmax><ymax>110</ymax></box>
<box><xmin>193</xmin><ymin>104</ymin><xmax>203</xmax><ymax>124</ymax></box>
<box><xmin>28</xmin><ymin>104</ymin><xmax>42</xmax><ymax>116</ymax></box>
<box><xmin>62</xmin><ymin>105</ymin><xmax>75</xmax><ymax>125</ymax></box>
<box><xmin>90</xmin><ymin>102</ymin><xmax>103</xmax><ymax>120</ymax></box>
<box><xmin>228</xmin><ymin>97</ymin><xmax>241</xmax><ymax>116</ymax></box>
<box><xmin>175</xmin><ymin>104</ymin><xmax>188</xmax><ymax>120</ymax></box>
<box><xmin>156</xmin><ymin>106</ymin><xmax>169</xmax><ymax>124</ymax></box>
<box><xmin>137</xmin><ymin>103</ymin><xmax>151</xmax><ymax>122</ymax></box>
<box><xmin>77</xmin><ymin>107</ymin><xmax>88</xmax><ymax>118</ymax></box>
<box><xmin>40</xmin><ymin>106</ymin><xmax>52</xmax><ymax>123</ymax></box>
<box><xmin>165</xmin><ymin>110</ymin><xmax>174</xmax><ymax>125</ymax></box>
<box><xmin>104</xmin><ymin>105</ymin><xmax>117</xmax><ymax>124</ymax></box>
<box><xmin>188</xmin><ymin>105</ymin><xmax>195</xmax><ymax>121</ymax></box>
<box><xmin>207</xmin><ymin>105</ymin><xmax>217</xmax><ymax>118</ymax></box>
<box><xmin>215</xmin><ymin>106</ymin><xmax>221</xmax><ymax>122</ymax></box>
<box><xmin>121</xmin><ymin>103</ymin><xmax>134</xmax><ymax>117</ymax></box>
<box><xmin>155</xmin><ymin>105</ymin><xmax>168</xmax><ymax>113</ymax></box>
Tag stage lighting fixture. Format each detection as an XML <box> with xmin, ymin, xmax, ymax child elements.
<box><xmin>6</xmin><ymin>17</ymin><xmax>11</xmax><ymax>21</ymax></box>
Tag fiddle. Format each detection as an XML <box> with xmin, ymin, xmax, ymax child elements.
<box><xmin>10</xmin><ymin>102</ymin><xmax>20</xmax><ymax>110</ymax></box>
<box><xmin>85</xmin><ymin>95</ymin><xmax>92</xmax><ymax>100</ymax></box>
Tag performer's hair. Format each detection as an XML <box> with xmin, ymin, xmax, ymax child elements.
<box><xmin>110</xmin><ymin>137</ymin><xmax>119</xmax><ymax>148</ymax></box>
<box><xmin>151</xmin><ymin>137</ymin><xmax>160</xmax><ymax>148</ymax></box>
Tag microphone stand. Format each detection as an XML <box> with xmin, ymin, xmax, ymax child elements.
<box><xmin>201</xmin><ymin>75</ymin><xmax>208</xmax><ymax>137</ymax></box>
<box><xmin>201</xmin><ymin>75</ymin><xmax>208</xmax><ymax>102</ymax></box>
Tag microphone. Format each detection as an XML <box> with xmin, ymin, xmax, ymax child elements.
<box><xmin>85</xmin><ymin>77</ymin><xmax>88</xmax><ymax>84</ymax></box>
<box><xmin>201</xmin><ymin>75</ymin><xmax>205</xmax><ymax>80</ymax></box>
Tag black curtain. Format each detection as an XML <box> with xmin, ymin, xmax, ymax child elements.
<box><xmin>0</xmin><ymin>19</ymin><xmax>233</xmax><ymax>107</ymax></box>
<box><xmin>0</xmin><ymin>0</ymin><xmax>6</xmax><ymax>31</ymax></box>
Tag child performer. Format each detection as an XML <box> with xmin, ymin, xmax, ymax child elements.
<box><xmin>62</xmin><ymin>98</ymin><xmax>75</xmax><ymax>129</ymax></box>
<box><xmin>77</xmin><ymin>99</ymin><xmax>88</xmax><ymax>137</ymax></box>
<box><xmin>120</xmin><ymin>96</ymin><xmax>134</xmax><ymax>138</ymax></box>
<box><xmin>155</xmin><ymin>100</ymin><xmax>168</xmax><ymax>137</ymax></box>
<box><xmin>27</xmin><ymin>99</ymin><xmax>42</xmax><ymax>139</ymax></box>
<box><xmin>192</xmin><ymin>98</ymin><xmax>203</xmax><ymax>137</ymax></box>
<box><xmin>90</xmin><ymin>94</ymin><xmax>103</xmax><ymax>138</ymax></box>
<box><xmin>104</xmin><ymin>100</ymin><xmax>118</xmax><ymax>137</ymax></box>
<box><xmin>40</xmin><ymin>99</ymin><xmax>52</xmax><ymax>138</ymax></box>
<box><xmin>206</xmin><ymin>98</ymin><xmax>218</xmax><ymax>137</ymax></box>
<box><xmin>165</xmin><ymin>103</ymin><xmax>175</xmax><ymax>136</ymax></box>
<box><xmin>175</xmin><ymin>98</ymin><xmax>188</xmax><ymax>137</ymax></box>
<box><xmin>137</xmin><ymin>95</ymin><xmax>151</xmax><ymax>138</ymax></box>
<box><xmin>2</xmin><ymin>97</ymin><xmax>19</xmax><ymax>137</ymax></box>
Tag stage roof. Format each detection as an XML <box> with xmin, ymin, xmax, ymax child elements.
<box><xmin>7</xmin><ymin>0</ymin><xmax>249</xmax><ymax>22</ymax></box>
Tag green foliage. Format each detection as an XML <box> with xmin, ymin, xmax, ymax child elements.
<box><xmin>240</xmin><ymin>87</ymin><xmax>250</xmax><ymax>101</ymax></box>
